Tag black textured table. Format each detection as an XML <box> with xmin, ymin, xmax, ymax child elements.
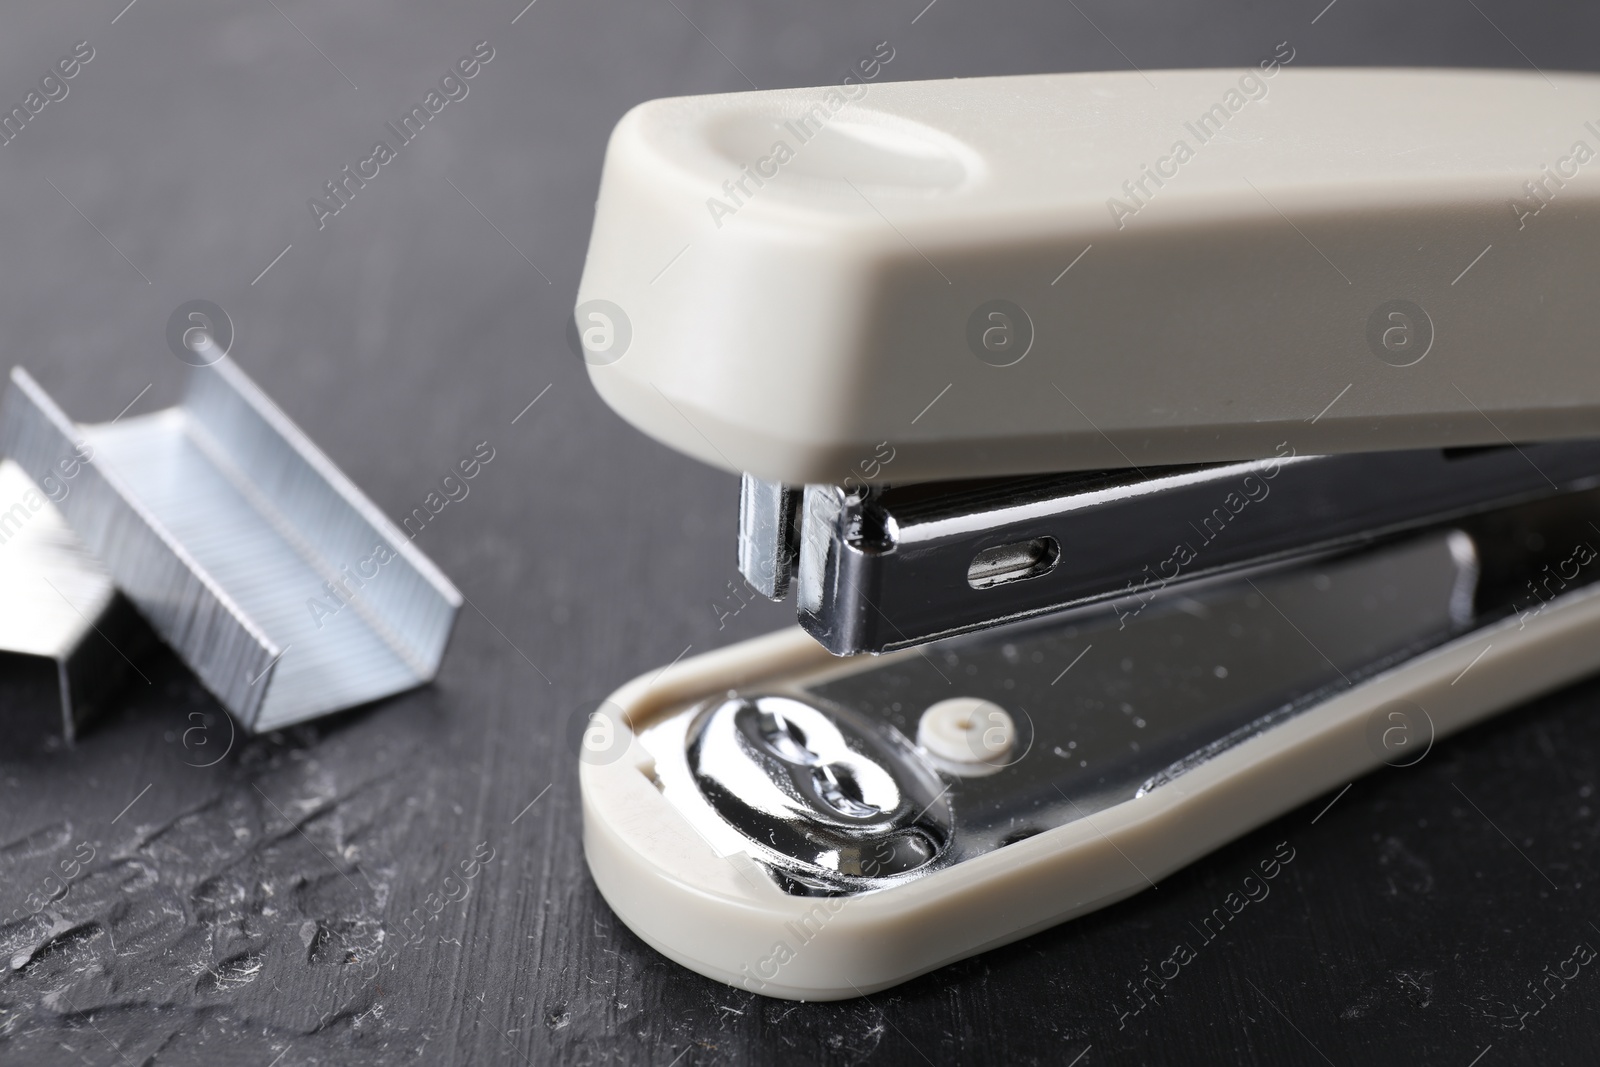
<box><xmin>2</xmin><ymin>0</ymin><xmax>1598</xmax><ymax>1063</ymax></box>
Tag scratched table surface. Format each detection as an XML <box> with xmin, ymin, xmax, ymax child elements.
<box><xmin>1</xmin><ymin>0</ymin><xmax>1599</xmax><ymax>1063</ymax></box>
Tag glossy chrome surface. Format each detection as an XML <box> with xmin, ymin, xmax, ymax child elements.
<box><xmin>635</xmin><ymin>506</ymin><xmax>1600</xmax><ymax>895</ymax></box>
<box><xmin>794</xmin><ymin>442</ymin><xmax>1600</xmax><ymax>655</ymax></box>
<box><xmin>685</xmin><ymin>693</ymin><xmax>951</xmax><ymax>891</ymax></box>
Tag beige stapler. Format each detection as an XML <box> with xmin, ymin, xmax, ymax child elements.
<box><xmin>572</xmin><ymin>67</ymin><xmax>1600</xmax><ymax>999</ymax></box>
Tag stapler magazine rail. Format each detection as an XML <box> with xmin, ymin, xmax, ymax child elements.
<box><xmin>786</xmin><ymin>441</ymin><xmax>1600</xmax><ymax>655</ymax></box>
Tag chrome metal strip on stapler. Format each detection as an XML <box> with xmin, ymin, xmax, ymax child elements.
<box><xmin>0</xmin><ymin>362</ymin><xmax>461</xmax><ymax>734</ymax></box>
<box><xmin>777</xmin><ymin>443</ymin><xmax>1600</xmax><ymax>654</ymax></box>
<box><xmin>573</xmin><ymin>68</ymin><xmax>1600</xmax><ymax>998</ymax></box>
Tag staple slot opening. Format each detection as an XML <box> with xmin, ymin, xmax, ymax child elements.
<box><xmin>968</xmin><ymin>537</ymin><xmax>1060</xmax><ymax>590</ymax></box>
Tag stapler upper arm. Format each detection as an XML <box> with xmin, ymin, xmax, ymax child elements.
<box><xmin>576</xmin><ymin>68</ymin><xmax>1600</xmax><ymax>485</ymax></box>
